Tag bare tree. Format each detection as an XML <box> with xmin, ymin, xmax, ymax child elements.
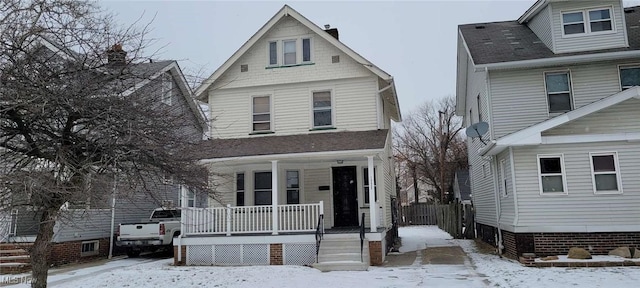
<box><xmin>0</xmin><ymin>1</ymin><xmax>210</xmax><ymax>287</ymax></box>
<box><xmin>394</xmin><ymin>96</ymin><xmax>468</xmax><ymax>203</ymax></box>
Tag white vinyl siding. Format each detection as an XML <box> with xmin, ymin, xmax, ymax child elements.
<box><xmin>210</xmin><ymin>77</ymin><xmax>378</xmax><ymax>139</ymax></box>
<box><xmin>527</xmin><ymin>4</ymin><xmax>554</xmax><ymax>50</ymax></box>
<box><xmin>513</xmin><ymin>142</ymin><xmax>640</xmax><ymax>232</ymax></box>
<box><xmin>303</xmin><ymin>168</ymin><xmax>332</xmax><ymax>228</ymax></box>
<box><xmin>550</xmin><ymin>2</ymin><xmax>626</xmax><ymax>53</ymax></box>
<box><xmin>490</xmin><ymin>61</ymin><xmax>635</xmax><ymax>138</ymax></box>
<box><xmin>589</xmin><ymin>152</ymin><xmax>622</xmax><ymax>194</ymax></box>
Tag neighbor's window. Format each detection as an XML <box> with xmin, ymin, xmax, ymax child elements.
<box><xmin>236</xmin><ymin>172</ymin><xmax>245</xmax><ymax>206</ymax></box>
<box><xmin>545</xmin><ymin>72</ymin><xmax>573</xmax><ymax>113</ymax></box>
<box><xmin>562</xmin><ymin>8</ymin><xmax>613</xmax><ymax>35</ymax></box>
<box><xmin>590</xmin><ymin>152</ymin><xmax>622</xmax><ymax>194</ymax></box>
<box><xmin>363</xmin><ymin>168</ymin><xmax>377</xmax><ymax>204</ymax></box>
<box><xmin>268</xmin><ymin>41</ymin><xmax>278</xmax><ymax>66</ymax></box>
<box><xmin>312</xmin><ymin>91</ymin><xmax>332</xmax><ymax>128</ymax></box>
<box><xmin>286</xmin><ymin>170</ymin><xmax>300</xmax><ymax>204</ymax></box>
<box><xmin>252</xmin><ymin>96</ymin><xmax>271</xmax><ymax>132</ymax></box>
<box><xmin>538</xmin><ymin>155</ymin><xmax>567</xmax><ymax>194</ymax></box>
<box><xmin>180</xmin><ymin>187</ymin><xmax>196</xmax><ymax>208</ymax></box>
<box><xmin>619</xmin><ymin>66</ymin><xmax>640</xmax><ymax>90</ymax></box>
<box><xmin>161</xmin><ymin>73</ymin><xmax>172</xmax><ymax>105</ymax></box>
<box><xmin>81</xmin><ymin>240</ymin><xmax>99</xmax><ymax>257</ymax></box>
<box><xmin>254</xmin><ymin>172</ymin><xmax>272</xmax><ymax>205</ymax></box>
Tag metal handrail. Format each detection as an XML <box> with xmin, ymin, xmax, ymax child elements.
<box><xmin>315</xmin><ymin>214</ymin><xmax>324</xmax><ymax>262</ymax></box>
<box><xmin>360</xmin><ymin>212</ymin><xmax>365</xmax><ymax>262</ymax></box>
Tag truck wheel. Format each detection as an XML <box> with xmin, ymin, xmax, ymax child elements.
<box><xmin>127</xmin><ymin>249</ymin><xmax>141</xmax><ymax>258</ymax></box>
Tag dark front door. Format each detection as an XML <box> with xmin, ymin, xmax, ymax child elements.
<box><xmin>332</xmin><ymin>166</ymin><xmax>359</xmax><ymax>227</ymax></box>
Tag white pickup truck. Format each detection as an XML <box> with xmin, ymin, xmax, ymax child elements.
<box><xmin>116</xmin><ymin>208</ymin><xmax>181</xmax><ymax>257</ymax></box>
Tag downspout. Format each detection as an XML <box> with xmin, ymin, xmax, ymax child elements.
<box><xmin>490</xmin><ymin>155</ymin><xmax>504</xmax><ymax>255</ymax></box>
<box><xmin>178</xmin><ymin>185</ymin><xmax>187</xmax><ymax>265</ymax></box>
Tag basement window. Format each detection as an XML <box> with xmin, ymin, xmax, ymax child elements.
<box><xmin>81</xmin><ymin>240</ymin><xmax>99</xmax><ymax>257</ymax></box>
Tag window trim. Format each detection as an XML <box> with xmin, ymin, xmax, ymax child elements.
<box><xmin>589</xmin><ymin>151</ymin><xmax>623</xmax><ymax>194</ymax></box>
<box><xmin>363</xmin><ymin>167</ymin><xmax>377</xmax><ymax>205</ymax></box>
<box><xmin>253</xmin><ymin>171</ymin><xmax>272</xmax><ymax>206</ymax></box>
<box><xmin>310</xmin><ymin>89</ymin><xmax>335</xmax><ymax>129</ymax></box>
<box><xmin>543</xmin><ymin>70</ymin><xmax>574</xmax><ymax>114</ymax></box>
<box><xmin>537</xmin><ymin>154</ymin><xmax>568</xmax><ymax>196</ymax></box>
<box><xmin>561</xmin><ymin>6</ymin><xmax>615</xmax><ymax>38</ymax></box>
<box><xmin>251</xmin><ymin>95</ymin><xmax>273</xmax><ymax>133</ymax></box>
<box><xmin>286</xmin><ymin>170</ymin><xmax>300</xmax><ymax>204</ymax></box>
<box><xmin>618</xmin><ymin>64</ymin><xmax>640</xmax><ymax>91</ymax></box>
<box><xmin>499</xmin><ymin>159</ymin><xmax>507</xmax><ymax>197</ymax></box>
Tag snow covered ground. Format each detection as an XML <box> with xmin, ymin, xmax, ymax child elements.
<box><xmin>4</xmin><ymin>226</ymin><xmax>640</xmax><ymax>287</ymax></box>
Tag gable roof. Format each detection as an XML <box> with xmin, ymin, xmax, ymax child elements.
<box><xmin>459</xmin><ymin>6</ymin><xmax>640</xmax><ymax>66</ymax></box>
<box><xmin>194</xmin><ymin>5</ymin><xmax>401</xmax><ymax>121</ymax></box>
<box><xmin>479</xmin><ymin>86</ymin><xmax>640</xmax><ymax>156</ymax></box>
<box><xmin>196</xmin><ymin>129</ymin><xmax>388</xmax><ymax>161</ymax></box>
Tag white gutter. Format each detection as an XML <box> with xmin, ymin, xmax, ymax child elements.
<box><xmin>199</xmin><ymin>148</ymin><xmax>385</xmax><ymax>164</ymax></box>
<box><xmin>475</xmin><ymin>50</ymin><xmax>640</xmax><ymax>72</ymax></box>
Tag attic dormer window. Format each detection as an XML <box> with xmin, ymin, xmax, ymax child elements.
<box><xmin>562</xmin><ymin>7</ymin><xmax>613</xmax><ymax>36</ymax></box>
<box><xmin>267</xmin><ymin>37</ymin><xmax>313</xmax><ymax>67</ymax></box>
<box><xmin>161</xmin><ymin>73</ymin><xmax>172</xmax><ymax>105</ymax></box>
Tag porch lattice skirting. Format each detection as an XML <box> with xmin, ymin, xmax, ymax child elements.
<box><xmin>186</xmin><ymin>243</ymin><xmax>315</xmax><ymax>266</ymax></box>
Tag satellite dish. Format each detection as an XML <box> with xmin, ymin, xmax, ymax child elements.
<box><xmin>465</xmin><ymin>122</ymin><xmax>489</xmax><ymax>144</ymax></box>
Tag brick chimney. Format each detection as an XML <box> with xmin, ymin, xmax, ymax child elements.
<box><xmin>106</xmin><ymin>44</ymin><xmax>126</xmax><ymax>65</ymax></box>
<box><xmin>324</xmin><ymin>24</ymin><xmax>339</xmax><ymax>40</ymax></box>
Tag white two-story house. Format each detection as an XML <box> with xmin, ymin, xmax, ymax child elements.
<box><xmin>176</xmin><ymin>5</ymin><xmax>401</xmax><ymax>270</ymax></box>
<box><xmin>457</xmin><ymin>0</ymin><xmax>640</xmax><ymax>259</ymax></box>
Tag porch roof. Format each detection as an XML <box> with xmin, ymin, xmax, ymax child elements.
<box><xmin>197</xmin><ymin>129</ymin><xmax>388</xmax><ymax>161</ymax></box>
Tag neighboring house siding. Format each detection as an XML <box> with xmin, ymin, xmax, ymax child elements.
<box><xmin>527</xmin><ymin>5</ymin><xmax>554</xmax><ymax>51</ymax></box>
<box><xmin>490</xmin><ymin>60</ymin><xmax>633</xmax><ymax>138</ymax></box>
<box><xmin>212</xmin><ymin>17</ymin><xmax>372</xmax><ymax>91</ymax></box>
<box><xmin>209</xmin><ymin>77</ymin><xmax>378</xmax><ymax>139</ymax></box>
<box><xmin>543</xmin><ymin>98</ymin><xmax>640</xmax><ymax>136</ymax></box>
<box><xmin>513</xmin><ymin>141</ymin><xmax>640</xmax><ymax>230</ymax></box>
<box><xmin>550</xmin><ymin>1</ymin><xmax>627</xmax><ymax>53</ymax></box>
<box><xmin>303</xmin><ymin>168</ymin><xmax>332</xmax><ymax>228</ymax></box>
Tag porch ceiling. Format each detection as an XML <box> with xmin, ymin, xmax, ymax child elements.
<box><xmin>198</xmin><ymin>130</ymin><xmax>388</xmax><ymax>163</ymax></box>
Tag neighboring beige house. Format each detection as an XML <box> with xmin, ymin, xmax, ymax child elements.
<box><xmin>177</xmin><ymin>5</ymin><xmax>401</xmax><ymax>270</ymax></box>
<box><xmin>457</xmin><ymin>0</ymin><xmax>640</xmax><ymax>260</ymax></box>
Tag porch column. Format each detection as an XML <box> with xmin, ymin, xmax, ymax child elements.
<box><xmin>271</xmin><ymin>160</ymin><xmax>279</xmax><ymax>235</ymax></box>
<box><xmin>367</xmin><ymin>155</ymin><xmax>377</xmax><ymax>232</ymax></box>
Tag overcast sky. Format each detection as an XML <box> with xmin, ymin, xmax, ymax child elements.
<box><xmin>100</xmin><ymin>0</ymin><xmax>640</xmax><ymax>116</ymax></box>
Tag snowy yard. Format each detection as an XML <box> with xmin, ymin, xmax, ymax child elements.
<box><xmin>5</xmin><ymin>226</ymin><xmax>640</xmax><ymax>287</ymax></box>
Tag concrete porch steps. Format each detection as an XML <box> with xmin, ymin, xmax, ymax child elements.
<box><xmin>312</xmin><ymin>238</ymin><xmax>369</xmax><ymax>272</ymax></box>
<box><xmin>0</xmin><ymin>243</ymin><xmax>32</xmax><ymax>274</ymax></box>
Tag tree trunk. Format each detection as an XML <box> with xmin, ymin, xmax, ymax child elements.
<box><xmin>31</xmin><ymin>209</ymin><xmax>58</xmax><ymax>288</ymax></box>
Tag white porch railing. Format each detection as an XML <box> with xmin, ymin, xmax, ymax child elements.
<box><xmin>182</xmin><ymin>202</ymin><xmax>323</xmax><ymax>236</ymax></box>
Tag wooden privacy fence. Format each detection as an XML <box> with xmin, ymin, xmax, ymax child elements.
<box><xmin>399</xmin><ymin>201</ymin><xmax>475</xmax><ymax>239</ymax></box>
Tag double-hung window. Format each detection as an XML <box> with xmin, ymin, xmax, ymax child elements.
<box><xmin>538</xmin><ymin>155</ymin><xmax>567</xmax><ymax>194</ymax></box>
<box><xmin>312</xmin><ymin>91</ymin><xmax>332</xmax><ymax>128</ymax></box>
<box><xmin>254</xmin><ymin>172</ymin><xmax>272</xmax><ymax>205</ymax></box>
<box><xmin>267</xmin><ymin>37</ymin><xmax>312</xmax><ymax>66</ymax></box>
<box><xmin>545</xmin><ymin>72</ymin><xmax>573</xmax><ymax>113</ymax></box>
<box><xmin>236</xmin><ymin>172</ymin><xmax>245</xmax><ymax>206</ymax></box>
<box><xmin>363</xmin><ymin>168</ymin><xmax>377</xmax><ymax>204</ymax></box>
<box><xmin>590</xmin><ymin>152</ymin><xmax>622</xmax><ymax>194</ymax></box>
<box><xmin>562</xmin><ymin>8</ymin><xmax>613</xmax><ymax>36</ymax></box>
<box><xmin>161</xmin><ymin>73</ymin><xmax>172</xmax><ymax>105</ymax></box>
<box><xmin>252</xmin><ymin>96</ymin><xmax>271</xmax><ymax>132</ymax></box>
<box><xmin>286</xmin><ymin>170</ymin><xmax>300</xmax><ymax>204</ymax></box>
<box><xmin>619</xmin><ymin>66</ymin><xmax>640</xmax><ymax>90</ymax></box>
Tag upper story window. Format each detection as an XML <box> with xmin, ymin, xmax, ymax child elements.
<box><xmin>562</xmin><ymin>7</ymin><xmax>613</xmax><ymax>36</ymax></box>
<box><xmin>161</xmin><ymin>73</ymin><xmax>172</xmax><ymax>105</ymax></box>
<box><xmin>589</xmin><ymin>152</ymin><xmax>622</xmax><ymax>194</ymax></box>
<box><xmin>252</xmin><ymin>95</ymin><xmax>271</xmax><ymax>132</ymax></box>
<box><xmin>537</xmin><ymin>154</ymin><xmax>567</xmax><ymax>195</ymax></box>
<box><xmin>312</xmin><ymin>90</ymin><xmax>332</xmax><ymax>128</ymax></box>
<box><xmin>267</xmin><ymin>37</ymin><xmax>312</xmax><ymax>67</ymax></box>
<box><xmin>544</xmin><ymin>72</ymin><xmax>573</xmax><ymax>113</ymax></box>
<box><xmin>619</xmin><ymin>65</ymin><xmax>640</xmax><ymax>90</ymax></box>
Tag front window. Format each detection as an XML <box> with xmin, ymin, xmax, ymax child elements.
<box><xmin>545</xmin><ymin>72</ymin><xmax>573</xmax><ymax>113</ymax></box>
<box><xmin>252</xmin><ymin>96</ymin><xmax>271</xmax><ymax>132</ymax></box>
<box><xmin>364</xmin><ymin>168</ymin><xmax>377</xmax><ymax>204</ymax></box>
<box><xmin>254</xmin><ymin>172</ymin><xmax>272</xmax><ymax>205</ymax></box>
<box><xmin>312</xmin><ymin>91</ymin><xmax>332</xmax><ymax>128</ymax></box>
<box><xmin>562</xmin><ymin>8</ymin><xmax>613</xmax><ymax>36</ymax></box>
<box><xmin>286</xmin><ymin>170</ymin><xmax>300</xmax><ymax>204</ymax></box>
<box><xmin>590</xmin><ymin>152</ymin><xmax>622</xmax><ymax>194</ymax></box>
<box><xmin>538</xmin><ymin>155</ymin><xmax>567</xmax><ymax>194</ymax></box>
<box><xmin>620</xmin><ymin>66</ymin><xmax>640</xmax><ymax>90</ymax></box>
<box><xmin>236</xmin><ymin>173</ymin><xmax>245</xmax><ymax>206</ymax></box>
